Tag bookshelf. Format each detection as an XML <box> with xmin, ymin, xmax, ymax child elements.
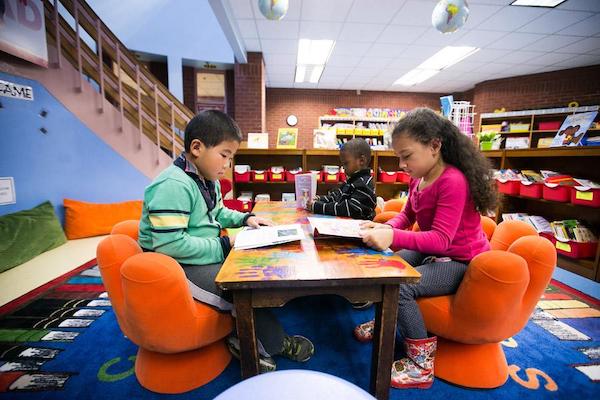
<box><xmin>318</xmin><ymin>115</ymin><xmax>400</xmax><ymax>145</ymax></box>
<box><xmin>478</xmin><ymin>105</ymin><xmax>599</xmax><ymax>149</ymax></box>
<box><xmin>231</xmin><ymin>149</ymin><xmax>408</xmax><ymax>201</ymax></box>
<box><xmin>482</xmin><ymin>146</ymin><xmax>600</xmax><ymax>282</ymax></box>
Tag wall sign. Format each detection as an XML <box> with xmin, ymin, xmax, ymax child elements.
<box><xmin>0</xmin><ymin>177</ymin><xmax>16</xmax><ymax>205</ymax></box>
<box><xmin>0</xmin><ymin>79</ymin><xmax>34</xmax><ymax>101</ymax></box>
<box><xmin>0</xmin><ymin>0</ymin><xmax>48</xmax><ymax>67</ymax></box>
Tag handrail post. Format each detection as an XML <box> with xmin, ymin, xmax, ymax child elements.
<box><xmin>116</xmin><ymin>46</ymin><xmax>124</xmax><ymax>132</ymax></box>
<box><xmin>53</xmin><ymin>0</ymin><xmax>61</xmax><ymax>68</ymax></box>
<box><xmin>171</xmin><ymin>102</ymin><xmax>176</xmax><ymax>160</ymax></box>
<box><xmin>73</xmin><ymin>0</ymin><xmax>83</xmax><ymax>92</ymax></box>
<box><xmin>136</xmin><ymin>65</ymin><xmax>143</xmax><ymax>149</ymax></box>
<box><xmin>96</xmin><ymin>19</ymin><xmax>104</xmax><ymax>113</ymax></box>
<box><xmin>154</xmin><ymin>83</ymin><xmax>160</xmax><ymax>164</ymax></box>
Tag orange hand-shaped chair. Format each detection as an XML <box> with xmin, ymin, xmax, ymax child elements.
<box><xmin>96</xmin><ymin>220</ymin><xmax>233</xmax><ymax>394</ymax></box>
<box><xmin>417</xmin><ymin>220</ymin><xmax>556</xmax><ymax>388</ymax></box>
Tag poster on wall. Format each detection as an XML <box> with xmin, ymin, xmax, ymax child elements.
<box><xmin>0</xmin><ymin>177</ymin><xmax>16</xmax><ymax>205</ymax></box>
<box><xmin>0</xmin><ymin>0</ymin><xmax>48</xmax><ymax>67</ymax></box>
<box><xmin>276</xmin><ymin>128</ymin><xmax>298</xmax><ymax>149</ymax></box>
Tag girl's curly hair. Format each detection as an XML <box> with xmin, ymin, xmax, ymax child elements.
<box><xmin>392</xmin><ymin>108</ymin><xmax>497</xmax><ymax>214</ymax></box>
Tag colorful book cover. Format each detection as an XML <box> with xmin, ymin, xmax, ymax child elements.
<box><xmin>295</xmin><ymin>173</ymin><xmax>317</xmax><ymax>209</ymax></box>
<box><xmin>551</xmin><ymin>111</ymin><xmax>598</xmax><ymax>147</ymax></box>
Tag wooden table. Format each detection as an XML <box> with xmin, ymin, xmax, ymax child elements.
<box><xmin>216</xmin><ymin>202</ymin><xmax>420</xmax><ymax>400</ymax></box>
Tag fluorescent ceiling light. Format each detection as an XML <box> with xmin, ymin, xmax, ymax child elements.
<box><xmin>510</xmin><ymin>0</ymin><xmax>566</xmax><ymax>7</ymax></box>
<box><xmin>393</xmin><ymin>46</ymin><xmax>479</xmax><ymax>87</ymax></box>
<box><xmin>297</xmin><ymin>39</ymin><xmax>335</xmax><ymax>65</ymax></box>
<box><xmin>295</xmin><ymin>65</ymin><xmax>306</xmax><ymax>83</ymax></box>
<box><xmin>309</xmin><ymin>65</ymin><xmax>324</xmax><ymax>83</ymax></box>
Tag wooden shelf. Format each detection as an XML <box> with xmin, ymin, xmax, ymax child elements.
<box><xmin>481</xmin><ymin>150</ymin><xmax>503</xmax><ymax>157</ymax></box>
<box><xmin>237</xmin><ymin>149</ymin><xmax>304</xmax><ymax>156</ymax></box>
<box><xmin>556</xmin><ymin>255</ymin><xmax>596</xmax><ymax>280</ymax></box>
<box><xmin>500</xmin><ymin>193</ymin><xmax>600</xmax><ymax>210</ymax></box>
<box><xmin>504</xmin><ymin>146</ymin><xmax>600</xmax><ymax>157</ymax></box>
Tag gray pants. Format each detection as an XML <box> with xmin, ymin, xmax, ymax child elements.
<box><xmin>397</xmin><ymin>250</ymin><xmax>468</xmax><ymax>340</ymax></box>
<box><xmin>181</xmin><ymin>263</ymin><xmax>285</xmax><ymax>357</ymax></box>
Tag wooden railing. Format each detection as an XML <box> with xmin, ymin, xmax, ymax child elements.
<box><xmin>43</xmin><ymin>0</ymin><xmax>191</xmax><ymax>159</ymax></box>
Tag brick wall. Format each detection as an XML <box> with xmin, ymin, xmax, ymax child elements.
<box><xmin>470</xmin><ymin>64</ymin><xmax>600</xmax><ymax>132</ymax></box>
<box><xmin>234</xmin><ymin>52</ymin><xmax>265</xmax><ymax>138</ymax></box>
<box><xmin>266</xmin><ymin>89</ymin><xmax>445</xmax><ymax>149</ymax></box>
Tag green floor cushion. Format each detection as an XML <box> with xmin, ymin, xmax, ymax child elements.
<box><xmin>0</xmin><ymin>201</ymin><xmax>67</xmax><ymax>273</ymax></box>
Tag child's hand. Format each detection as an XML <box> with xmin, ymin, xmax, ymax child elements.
<box><xmin>305</xmin><ymin>198</ymin><xmax>314</xmax><ymax>211</ymax></box>
<box><xmin>360</xmin><ymin>228</ymin><xmax>394</xmax><ymax>251</ymax></box>
<box><xmin>228</xmin><ymin>232</ymin><xmax>236</xmax><ymax>246</ymax></box>
<box><xmin>360</xmin><ymin>221</ymin><xmax>392</xmax><ymax>230</ymax></box>
<box><xmin>246</xmin><ymin>216</ymin><xmax>273</xmax><ymax>228</ymax></box>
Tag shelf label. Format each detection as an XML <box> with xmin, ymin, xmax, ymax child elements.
<box><xmin>254</xmin><ymin>174</ymin><xmax>265</xmax><ymax>180</ymax></box>
<box><xmin>575</xmin><ymin>191</ymin><xmax>594</xmax><ymax>201</ymax></box>
<box><xmin>555</xmin><ymin>242</ymin><xmax>571</xmax><ymax>252</ymax></box>
<box><xmin>272</xmin><ymin>173</ymin><xmax>282</xmax><ymax>180</ymax></box>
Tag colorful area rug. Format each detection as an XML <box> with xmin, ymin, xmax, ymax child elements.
<box><xmin>0</xmin><ymin>260</ymin><xmax>598</xmax><ymax>399</ymax></box>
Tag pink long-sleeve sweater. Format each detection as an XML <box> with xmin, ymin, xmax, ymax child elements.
<box><xmin>386</xmin><ymin>165</ymin><xmax>489</xmax><ymax>262</ymax></box>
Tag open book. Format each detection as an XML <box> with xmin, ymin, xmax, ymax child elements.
<box><xmin>307</xmin><ymin>217</ymin><xmax>369</xmax><ymax>240</ymax></box>
<box><xmin>233</xmin><ymin>224</ymin><xmax>305</xmax><ymax>250</ymax></box>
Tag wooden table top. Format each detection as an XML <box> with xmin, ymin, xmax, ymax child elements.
<box><xmin>216</xmin><ymin>202</ymin><xmax>420</xmax><ymax>290</ymax></box>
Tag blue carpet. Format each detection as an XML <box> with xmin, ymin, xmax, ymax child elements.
<box><xmin>1</xmin><ymin>263</ymin><xmax>599</xmax><ymax>399</ymax></box>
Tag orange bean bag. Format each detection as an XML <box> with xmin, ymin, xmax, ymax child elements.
<box><xmin>373</xmin><ymin>211</ymin><xmax>399</xmax><ymax>224</ymax></box>
<box><xmin>480</xmin><ymin>216</ymin><xmax>497</xmax><ymax>241</ymax></box>
<box><xmin>383</xmin><ymin>198</ymin><xmax>406</xmax><ymax>213</ymax></box>
<box><xmin>97</xmin><ymin>222</ymin><xmax>233</xmax><ymax>394</ymax></box>
<box><xmin>417</xmin><ymin>220</ymin><xmax>555</xmax><ymax>388</ymax></box>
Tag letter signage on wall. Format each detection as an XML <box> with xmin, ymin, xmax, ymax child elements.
<box><xmin>0</xmin><ymin>80</ymin><xmax>34</xmax><ymax>100</ymax></box>
<box><xmin>0</xmin><ymin>0</ymin><xmax>48</xmax><ymax>67</ymax></box>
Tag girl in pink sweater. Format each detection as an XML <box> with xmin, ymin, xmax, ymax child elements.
<box><xmin>356</xmin><ymin>108</ymin><xmax>497</xmax><ymax>389</ymax></box>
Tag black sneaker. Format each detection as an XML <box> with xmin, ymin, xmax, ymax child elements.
<box><xmin>352</xmin><ymin>301</ymin><xmax>373</xmax><ymax>310</ymax></box>
<box><xmin>226</xmin><ymin>336</ymin><xmax>276</xmax><ymax>373</ymax></box>
<box><xmin>280</xmin><ymin>335</ymin><xmax>314</xmax><ymax>362</ymax></box>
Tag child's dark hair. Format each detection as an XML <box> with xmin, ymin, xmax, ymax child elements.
<box><xmin>184</xmin><ymin>110</ymin><xmax>243</xmax><ymax>151</ymax></box>
<box><xmin>392</xmin><ymin>108</ymin><xmax>497</xmax><ymax>213</ymax></box>
<box><xmin>341</xmin><ymin>138</ymin><xmax>371</xmax><ymax>164</ymax></box>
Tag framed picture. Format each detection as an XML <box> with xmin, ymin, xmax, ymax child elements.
<box><xmin>276</xmin><ymin>128</ymin><xmax>298</xmax><ymax>149</ymax></box>
<box><xmin>247</xmin><ymin>133</ymin><xmax>269</xmax><ymax>149</ymax></box>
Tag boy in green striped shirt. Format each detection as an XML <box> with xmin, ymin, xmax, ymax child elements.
<box><xmin>138</xmin><ymin>110</ymin><xmax>314</xmax><ymax>372</ymax></box>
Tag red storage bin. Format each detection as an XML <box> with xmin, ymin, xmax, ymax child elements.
<box><xmin>339</xmin><ymin>171</ymin><xmax>347</xmax><ymax>181</ymax></box>
<box><xmin>223</xmin><ymin>199</ymin><xmax>254</xmax><ymax>212</ymax></box>
<box><xmin>542</xmin><ymin>183</ymin><xmax>571</xmax><ymax>202</ymax></box>
<box><xmin>555</xmin><ymin>239</ymin><xmax>598</xmax><ymax>259</ymax></box>
<box><xmin>252</xmin><ymin>170</ymin><xmax>268</xmax><ymax>182</ymax></box>
<box><xmin>378</xmin><ymin>171</ymin><xmax>398</xmax><ymax>183</ymax></box>
<box><xmin>496</xmin><ymin>179</ymin><xmax>520</xmax><ymax>195</ymax></box>
<box><xmin>519</xmin><ymin>181</ymin><xmax>543</xmax><ymax>198</ymax></box>
<box><xmin>539</xmin><ymin>232</ymin><xmax>556</xmax><ymax>245</ymax></box>
<box><xmin>285</xmin><ymin>169</ymin><xmax>303</xmax><ymax>182</ymax></box>
<box><xmin>268</xmin><ymin>167</ymin><xmax>285</xmax><ymax>182</ymax></box>
<box><xmin>323</xmin><ymin>172</ymin><xmax>339</xmax><ymax>183</ymax></box>
<box><xmin>571</xmin><ymin>186</ymin><xmax>600</xmax><ymax>207</ymax></box>
<box><xmin>538</xmin><ymin>121</ymin><xmax>561</xmax><ymax>131</ymax></box>
<box><xmin>397</xmin><ymin>172</ymin><xmax>411</xmax><ymax>183</ymax></box>
<box><xmin>234</xmin><ymin>170</ymin><xmax>251</xmax><ymax>182</ymax></box>
<box><xmin>310</xmin><ymin>170</ymin><xmax>322</xmax><ymax>182</ymax></box>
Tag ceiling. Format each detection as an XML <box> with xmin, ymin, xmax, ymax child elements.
<box><xmin>223</xmin><ymin>0</ymin><xmax>600</xmax><ymax>93</ymax></box>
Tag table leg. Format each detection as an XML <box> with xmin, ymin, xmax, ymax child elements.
<box><xmin>233</xmin><ymin>290</ymin><xmax>259</xmax><ymax>378</ymax></box>
<box><xmin>370</xmin><ymin>284</ymin><xmax>400</xmax><ymax>400</ymax></box>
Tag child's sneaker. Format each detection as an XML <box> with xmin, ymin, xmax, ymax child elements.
<box><xmin>354</xmin><ymin>319</ymin><xmax>374</xmax><ymax>342</ymax></box>
<box><xmin>226</xmin><ymin>336</ymin><xmax>276</xmax><ymax>373</ymax></box>
<box><xmin>351</xmin><ymin>301</ymin><xmax>373</xmax><ymax>310</ymax></box>
<box><xmin>280</xmin><ymin>335</ymin><xmax>314</xmax><ymax>362</ymax></box>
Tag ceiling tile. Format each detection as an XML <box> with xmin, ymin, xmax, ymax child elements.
<box><xmin>358</xmin><ymin>57</ymin><xmax>395</xmax><ymax>69</ymax></box>
<box><xmin>332</xmin><ymin>41</ymin><xmax>372</xmax><ymax>57</ymax></box>
<box><xmin>458</xmin><ymin>30</ymin><xmax>509</xmax><ymax>47</ymax></box>
<box><xmin>338</xmin><ymin>23</ymin><xmax>386</xmax><ymax>43</ymax></box>
<box><xmin>416</xmin><ymin>27</ymin><xmax>469</xmax><ymax>47</ymax></box>
<box><xmin>523</xmin><ymin>35</ymin><xmax>583</xmax><ymax>52</ymax></box>
<box><xmin>237</xmin><ymin>19</ymin><xmax>258</xmax><ymax>38</ymax></box>
<box><xmin>299</xmin><ymin>21</ymin><xmax>343</xmax><ymax>39</ymax></box>
<box><xmin>477</xmin><ymin>6</ymin><xmax>548</xmax><ymax>32</ymax></box>
<box><xmin>557</xmin><ymin>0</ymin><xmax>600</xmax><ymax>12</ymax></box>
<box><xmin>323</xmin><ymin>66</ymin><xmax>355</xmax><ymax>77</ymax></box>
<box><xmin>470</xmin><ymin>62</ymin><xmax>518</xmax><ymax>74</ymax></box>
<box><xmin>498</xmin><ymin>50</ymin><xmax>546</xmax><ymax>64</ymax></box>
<box><xmin>463</xmin><ymin>4</ymin><xmax>504</xmax><ymax>29</ymax></box>
<box><xmin>364</xmin><ymin>44</ymin><xmax>407</xmax><ymax>59</ymax></box>
<box><xmin>243</xmin><ymin>38</ymin><xmax>261</xmax><ymax>52</ymax></box>
<box><xmin>557</xmin><ymin>14</ymin><xmax>600</xmax><ymax>36</ymax></box>
<box><xmin>301</xmin><ymin>0</ymin><xmax>350</xmax><ymax>22</ymax></box>
<box><xmin>346</xmin><ymin>0</ymin><xmax>406</xmax><ymax>24</ymax></box>
<box><xmin>378</xmin><ymin>25</ymin><xmax>429</xmax><ymax>45</ymax></box>
<box><xmin>555</xmin><ymin>37</ymin><xmax>600</xmax><ymax>54</ymax></box>
<box><xmin>255</xmin><ymin>20</ymin><xmax>300</xmax><ymax>40</ymax></box>
<box><xmin>260</xmin><ymin>39</ymin><xmax>298</xmax><ymax>54</ymax></box>
<box><xmin>517</xmin><ymin>10</ymin><xmax>593</xmax><ymax>34</ymax></box>
<box><xmin>326</xmin><ymin>53</ymin><xmax>363</xmax><ymax>67</ymax></box>
<box><xmin>487</xmin><ymin>32</ymin><xmax>546</xmax><ymax>50</ymax></box>
<box><xmin>228</xmin><ymin>0</ymin><xmax>254</xmax><ymax>19</ymax></box>
<box><xmin>464</xmin><ymin>48</ymin><xmax>511</xmax><ymax>63</ymax></box>
<box><xmin>391</xmin><ymin>0</ymin><xmax>440</xmax><ymax>27</ymax></box>
<box><xmin>521</xmin><ymin>52</ymin><xmax>577</xmax><ymax>66</ymax></box>
<box><xmin>267</xmin><ymin>72</ymin><xmax>295</xmax><ymax>81</ymax></box>
<box><xmin>317</xmin><ymin>81</ymin><xmax>343</xmax><ymax>89</ymax></box>
<box><xmin>263</xmin><ymin>53</ymin><xmax>297</xmax><ymax>66</ymax></box>
<box><xmin>551</xmin><ymin>53</ymin><xmax>600</xmax><ymax>67</ymax></box>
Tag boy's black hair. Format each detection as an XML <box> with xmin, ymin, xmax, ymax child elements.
<box><xmin>184</xmin><ymin>110</ymin><xmax>243</xmax><ymax>151</ymax></box>
<box><xmin>341</xmin><ymin>138</ymin><xmax>371</xmax><ymax>164</ymax></box>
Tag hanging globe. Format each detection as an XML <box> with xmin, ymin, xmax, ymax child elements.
<box><xmin>258</xmin><ymin>0</ymin><xmax>289</xmax><ymax>21</ymax></box>
<box><xmin>432</xmin><ymin>0</ymin><xmax>470</xmax><ymax>34</ymax></box>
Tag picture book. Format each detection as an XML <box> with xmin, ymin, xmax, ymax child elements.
<box><xmin>276</xmin><ymin>128</ymin><xmax>298</xmax><ymax>149</ymax></box>
<box><xmin>295</xmin><ymin>172</ymin><xmax>317</xmax><ymax>209</ymax></box>
<box><xmin>551</xmin><ymin>111</ymin><xmax>598</xmax><ymax>147</ymax></box>
<box><xmin>233</xmin><ymin>224</ymin><xmax>305</xmax><ymax>250</ymax></box>
<box><xmin>247</xmin><ymin>133</ymin><xmax>269</xmax><ymax>149</ymax></box>
<box><xmin>307</xmin><ymin>217</ymin><xmax>368</xmax><ymax>240</ymax></box>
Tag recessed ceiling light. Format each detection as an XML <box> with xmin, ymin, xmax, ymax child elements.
<box><xmin>510</xmin><ymin>0</ymin><xmax>567</xmax><ymax>7</ymax></box>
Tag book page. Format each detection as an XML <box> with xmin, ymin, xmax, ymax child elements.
<box><xmin>307</xmin><ymin>217</ymin><xmax>368</xmax><ymax>239</ymax></box>
<box><xmin>233</xmin><ymin>224</ymin><xmax>305</xmax><ymax>250</ymax></box>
